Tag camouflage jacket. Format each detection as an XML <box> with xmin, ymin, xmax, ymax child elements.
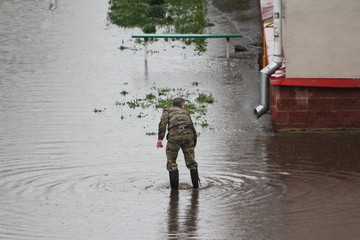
<box><xmin>158</xmin><ymin>106</ymin><xmax>197</xmax><ymax>141</ymax></box>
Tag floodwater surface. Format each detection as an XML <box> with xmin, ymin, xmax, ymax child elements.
<box><xmin>1</xmin><ymin>0</ymin><xmax>360</xmax><ymax>239</ymax></box>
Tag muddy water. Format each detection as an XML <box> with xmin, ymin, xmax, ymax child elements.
<box><xmin>1</xmin><ymin>0</ymin><xmax>360</xmax><ymax>239</ymax></box>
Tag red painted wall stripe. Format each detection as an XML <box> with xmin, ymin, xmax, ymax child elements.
<box><xmin>271</xmin><ymin>77</ymin><xmax>360</xmax><ymax>88</ymax></box>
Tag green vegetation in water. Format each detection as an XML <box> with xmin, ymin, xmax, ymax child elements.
<box><xmin>191</xmin><ymin>81</ymin><xmax>199</xmax><ymax>87</ymax></box>
<box><xmin>126</xmin><ymin>98</ymin><xmax>150</xmax><ymax>109</ymax></box>
<box><xmin>155</xmin><ymin>98</ymin><xmax>173</xmax><ymax>109</ymax></box>
<box><xmin>119</xmin><ymin>45</ymin><xmax>140</xmax><ymax>51</ymax></box>
<box><xmin>108</xmin><ymin>0</ymin><xmax>213</xmax><ymax>52</ymax></box>
<box><xmin>137</xmin><ymin>112</ymin><xmax>148</xmax><ymax>118</ymax></box>
<box><xmin>196</xmin><ymin>93</ymin><xmax>215</xmax><ymax>104</ymax></box>
<box><xmin>158</xmin><ymin>87</ymin><xmax>173</xmax><ymax>96</ymax></box>
<box><xmin>115</xmin><ymin>83</ymin><xmax>215</xmax><ymax>128</ymax></box>
<box><xmin>146</xmin><ymin>132</ymin><xmax>157</xmax><ymax>136</ymax></box>
<box><xmin>94</xmin><ymin>108</ymin><xmax>105</xmax><ymax>113</ymax></box>
<box><xmin>116</xmin><ymin>101</ymin><xmax>126</xmax><ymax>106</ymax></box>
<box><xmin>142</xmin><ymin>23</ymin><xmax>157</xmax><ymax>34</ymax></box>
<box><xmin>120</xmin><ymin>90</ymin><xmax>129</xmax><ymax>96</ymax></box>
<box><xmin>146</xmin><ymin>93</ymin><xmax>156</xmax><ymax>100</ymax></box>
<box><xmin>199</xmin><ymin>120</ymin><xmax>209</xmax><ymax>128</ymax></box>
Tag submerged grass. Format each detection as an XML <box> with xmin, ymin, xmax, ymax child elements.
<box><xmin>120</xmin><ymin>90</ymin><xmax>129</xmax><ymax>95</ymax></box>
<box><xmin>94</xmin><ymin>108</ymin><xmax>106</xmax><ymax>113</ymax></box>
<box><xmin>108</xmin><ymin>0</ymin><xmax>212</xmax><ymax>52</ymax></box>
<box><xmin>114</xmin><ymin>82</ymin><xmax>215</xmax><ymax>132</ymax></box>
<box><xmin>146</xmin><ymin>132</ymin><xmax>157</xmax><ymax>136</ymax></box>
<box><xmin>196</xmin><ymin>93</ymin><xmax>215</xmax><ymax>104</ymax></box>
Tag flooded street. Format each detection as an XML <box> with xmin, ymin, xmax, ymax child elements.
<box><xmin>1</xmin><ymin>0</ymin><xmax>360</xmax><ymax>239</ymax></box>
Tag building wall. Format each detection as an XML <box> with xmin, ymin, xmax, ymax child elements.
<box><xmin>270</xmin><ymin>85</ymin><xmax>360</xmax><ymax>131</ymax></box>
<box><xmin>284</xmin><ymin>0</ymin><xmax>360</xmax><ymax>78</ymax></box>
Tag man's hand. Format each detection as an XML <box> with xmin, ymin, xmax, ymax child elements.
<box><xmin>156</xmin><ymin>140</ymin><xmax>163</xmax><ymax>148</ymax></box>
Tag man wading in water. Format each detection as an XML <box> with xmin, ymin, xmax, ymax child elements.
<box><xmin>156</xmin><ymin>97</ymin><xmax>199</xmax><ymax>189</ymax></box>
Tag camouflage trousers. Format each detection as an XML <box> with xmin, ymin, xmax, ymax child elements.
<box><xmin>166</xmin><ymin>128</ymin><xmax>197</xmax><ymax>171</ymax></box>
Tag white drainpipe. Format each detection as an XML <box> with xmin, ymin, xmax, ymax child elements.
<box><xmin>254</xmin><ymin>0</ymin><xmax>283</xmax><ymax>118</ymax></box>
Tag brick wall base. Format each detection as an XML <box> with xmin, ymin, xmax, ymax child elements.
<box><xmin>270</xmin><ymin>85</ymin><xmax>360</xmax><ymax>131</ymax></box>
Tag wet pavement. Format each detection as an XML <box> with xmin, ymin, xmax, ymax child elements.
<box><xmin>1</xmin><ymin>0</ymin><xmax>360</xmax><ymax>239</ymax></box>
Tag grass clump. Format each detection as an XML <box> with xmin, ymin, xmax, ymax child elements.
<box><xmin>146</xmin><ymin>93</ymin><xmax>156</xmax><ymax>100</ymax></box>
<box><xmin>146</xmin><ymin>132</ymin><xmax>157</xmax><ymax>136</ymax></box>
<box><xmin>158</xmin><ymin>87</ymin><xmax>172</xmax><ymax>96</ymax></box>
<box><xmin>94</xmin><ymin>108</ymin><xmax>105</xmax><ymax>113</ymax></box>
<box><xmin>196</xmin><ymin>93</ymin><xmax>214</xmax><ymax>104</ymax></box>
<box><xmin>137</xmin><ymin>112</ymin><xmax>148</xmax><ymax>118</ymax></box>
<box><xmin>148</xmin><ymin>0</ymin><xmax>164</xmax><ymax>5</ymax></box>
<box><xmin>127</xmin><ymin>99</ymin><xmax>142</xmax><ymax>109</ymax></box>
<box><xmin>142</xmin><ymin>23</ymin><xmax>157</xmax><ymax>34</ymax></box>
<box><xmin>155</xmin><ymin>98</ymin><xmax>173</xmax><ymax>109</ymax></box>
<box><xmin>116</xmin><ymin>101</ymin><xmax>126</xmax><ymax>106</ymax></box>
<box><xmin>108</xmin><ymin>0</ymin><xmax>212</xmax><ymax>53</ymax></box>
<box><xmin>120</xmin><ymin>90</ymin><xmax>129</xmax><ymax>96</ymax></box>
<box><xmin>145</xmin><ymin>5</ymin><xmax>166</xmax><ymax>18</ymax></box>
<box><xmin>200</xmin><ymin>120</ymin><xmax>209</xmax><ymax>128</ymax></box>
<box><xmin>114</xmin><ymin>83</ymin><xmax>215</xmax><ymax>129</ymax></box>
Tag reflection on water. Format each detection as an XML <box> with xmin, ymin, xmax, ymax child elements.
<box><xmin>1</xmin><ymin>0</ymin><xmax>360</xmax><ymax>239</ymax></box>
<box><xmin>167</xmin><ymin>190</ymin><xmax>199</xmax><ymax>239</ymax></box>
<box><xmin>168</xmin><ymin>190</ymin><xmax>180</xmax><ymax>237</ymax></box>
<box><xmin>265</xmin><ymin>133</ymin><xmax>360</xmax><ymax>240</ymax></box>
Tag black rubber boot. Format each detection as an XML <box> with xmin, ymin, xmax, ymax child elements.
<box><xmin>169</xmin><ymin>170</ymin><xmax>179</xmax><ymax>190</ymax></box>
<box><xmin>190</xmin><ymin>169</ymin><xmax>199</xmax><ymax>189</ymax></box>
